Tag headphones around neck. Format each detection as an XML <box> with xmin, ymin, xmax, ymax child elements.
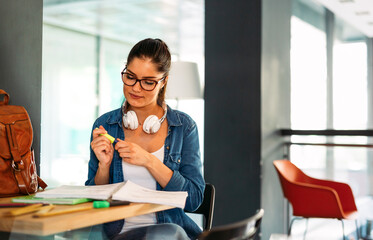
<box><xmin>122</xmin><ymin>101</ymin><xmax>167</xmax><ymax>134</ymax></box>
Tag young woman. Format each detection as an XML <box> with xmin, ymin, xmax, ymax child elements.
<box><xmin>86</xmin><ymin>38</ymin><xmax>205</xmax><ymax>240</ymax></box>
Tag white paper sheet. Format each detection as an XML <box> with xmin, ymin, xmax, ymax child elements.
<box><xmin>112</xmin><ymin>180</ymin><xmax>188</xmax><ymax>209</ymax></box>
<box><xmin>35</xmin><ymin>182</ymin><xmax>125</xmax><ymax>200</ymax></box>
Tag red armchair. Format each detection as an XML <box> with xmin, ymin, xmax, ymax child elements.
<box><xmin>273</xmin><ymin>159</ymin><xmax>359</xmax><ymax>239</ymax></box>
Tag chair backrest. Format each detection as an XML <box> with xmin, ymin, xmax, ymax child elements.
<box><xmin>273</xmin><ymin>159</ymin><xmax>310</xmax><ymax>183</ymax></box>
<box><xmin>185</xmin><ymin>183</ymin><xmax>215</xmax><ymax>230</ymax></box>
<box><xmin>197</xmin><ymin>209</ymin><xmax>264</xmax><ymax>240</ymax></box>
<box><xmin>273</xmin><ymin>160</ymin><xmax>303</xmax><ymax>200</ymax></box>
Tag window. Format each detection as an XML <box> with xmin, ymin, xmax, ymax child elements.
<box><xmin>333</xmin><ymin>28</ymin><xmax>368</xmax><ymax>197</ymax></box>
<box><xmin>290</xmin><ymin>14</ymin><xmax>327</xmax><ymax>173</ymax></box>
<box><xmin>41</xmin><ymin>25</ymin><xmax>96</xmax><ymax>186</ymax></box>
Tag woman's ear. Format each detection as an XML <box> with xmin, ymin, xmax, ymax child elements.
<box><xmin>162</xmin><ymin>76</ymin><xmax>169</xmax><ymax>88</ymax></box>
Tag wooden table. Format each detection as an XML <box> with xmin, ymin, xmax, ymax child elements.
<box><xmin>0</xmin><ymin>196</ymin><xmax>173</xmax><ymax>237</ymax></box>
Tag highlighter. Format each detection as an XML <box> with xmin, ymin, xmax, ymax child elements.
<box><xmin>93</xmin><ymin>200</ymin><xmax>130</xmax><ymax>208</ymax></box>
<box><xmin>95</xmin><ymin>128</ymin><xmax>118</xmax><ymax>144</ymax></box>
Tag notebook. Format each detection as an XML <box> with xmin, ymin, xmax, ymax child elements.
<box><xmin>12</xmin><ymin>195</ymin><xmax>91</xmax><ymax>205</ymax></box>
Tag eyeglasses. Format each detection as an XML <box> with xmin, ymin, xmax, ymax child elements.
<box><xmin>121</xmin><ymin>68</ymin><xmax>166</xmax><ymax>91</ymax></box>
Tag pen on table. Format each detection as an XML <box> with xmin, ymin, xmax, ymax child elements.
<box><xmin>33</xmin><ymin>205</ymin><xmax>93</xmax><ymax>218</ymax></box>
<box><xmin>95</xmin><ymin>128</ymin><xmax>118</xmax><ymax>144</ymax></box>
<box><xmin>4</xmin><ymin>204</ymin><xmax>53</xmax><ymax>217</ymax></box>
<box><xmin>33</xmin><ymin>205</ymin><xmax>55</xmax><ymax>215</ymax></box>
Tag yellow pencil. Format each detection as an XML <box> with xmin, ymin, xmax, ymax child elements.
<box><xmin>5</xmin><ymin>204</ymin><xmax>44</xmax><ymax>217</ymax></box>
<box><xmin>33</xmin><ymin>205</ymin><xmax>93</xmax><ymax>218</ymax></box>
<box><xmin>35</xmin><ymin>204</ymin><xmax>55</xmax><ymax>214</ymax></box>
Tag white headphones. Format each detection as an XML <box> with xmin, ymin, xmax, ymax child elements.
<box><xmin>122</xmin><ymin>101</ymin><xmax>167</xmax><ymax>134</ymax></box>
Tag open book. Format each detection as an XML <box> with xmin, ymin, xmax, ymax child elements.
<box><xmin>35</xmin><ymin>180</ymin><xmax>188</xmax><ymax>209</ymax></box>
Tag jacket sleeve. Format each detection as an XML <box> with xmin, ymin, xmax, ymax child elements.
<box><xmin>163</xmin><ymin>123</ymin><xmax>205</xmax><ymax>212</ymax></box>
<box><xmin>85</xmin><ymin>123</ymin><xmax>99</xmax><ymax>186</ymax></box>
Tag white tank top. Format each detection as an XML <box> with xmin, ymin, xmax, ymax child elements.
<box><xmin>119</xmin><ymin>145</ymin><xmax>165</xmax><ymax>234</ymax></box>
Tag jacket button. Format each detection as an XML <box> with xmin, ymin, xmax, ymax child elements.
<box><xmin>178</xmin><ymin>159</ymin><xmax>180</xmax><ymax>163</ymax></box>
<box><xmin>166</xmin><ymin>146</ymin><xmax>170</xmax><ymax>150</ymax></box>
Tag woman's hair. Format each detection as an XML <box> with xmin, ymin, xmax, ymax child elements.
<box><xmin>127</xmin><ymin>38</ymin><xmax>171</xmax><ymax>105</ymax></box>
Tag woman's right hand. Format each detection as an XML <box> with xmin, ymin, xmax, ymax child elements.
<box><xmin>91</xmin><ymin>126</ymin><xmax>114</xmax><ymax>169</ymax></box>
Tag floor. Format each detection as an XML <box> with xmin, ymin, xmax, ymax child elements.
<box><xmin>271</xmin><ymin>196</ymin><xmax>373</xmax><ymax>240</ymax></box>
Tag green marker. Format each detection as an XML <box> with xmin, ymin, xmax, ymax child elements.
<box><xmin>93</xmin><ymin>201</ymin><xmax>110</xmax><ymax>208</ymax></box>
<box><xmin>93</xmin><ymin>200</ymin><xmax>130</xmax><ymax>208</ymax></box>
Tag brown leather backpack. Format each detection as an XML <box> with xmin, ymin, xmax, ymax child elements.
<box><xmin>0</xmin><ymin>89</ymin><xmax>47</xmax><ymax>197</ymax></box>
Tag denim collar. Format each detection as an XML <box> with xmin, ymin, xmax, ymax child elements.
<box><xmin>106</xmin><ymin>105</ymin><xmax>182</xmax><ymax>127</ymax></box>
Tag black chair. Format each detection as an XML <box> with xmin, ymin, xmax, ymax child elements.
<box><xmin>196</xmin><ymin>209</ymin><xmax>264</xmax><ymax>240</ymax></box>
<box><xmin>185</xmin><ymin>183</ymin><xmax>215</xmax><ymax>230</ymax></box>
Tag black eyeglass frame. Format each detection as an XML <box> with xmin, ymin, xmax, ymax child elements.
<box><xmin>121</xmin><ymin>67</ymin><xmax>166</xmax><ymax>91</ymax></box>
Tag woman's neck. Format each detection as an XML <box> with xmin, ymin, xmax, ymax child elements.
<box><xmin>130</xmin><ymin>103</ymin><xmax>163</xmax><ymax>123</ymax></box>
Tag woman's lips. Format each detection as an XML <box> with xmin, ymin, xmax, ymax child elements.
<box><xmin>129</xmin><ymin>93</ymin><xmax>143</xmax><ymax>99</ymax></box>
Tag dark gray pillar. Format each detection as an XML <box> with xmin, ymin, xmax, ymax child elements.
<box><xmin>204</xmin><ymin>0</ymin><xmax>262</xmax><ymax>226</ymax></box>
<box><xmin>0</xmin><ymin>0</ymin><xmax>43</xmax><ymax>174</ymax></box>
<box><xmin>261</xmin><ymin>0</ymin><xmax>291</xmax><ymax>239</ymax></box>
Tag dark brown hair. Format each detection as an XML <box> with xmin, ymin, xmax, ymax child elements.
<box><xmin>127</xmin><ymin>38</ymin><xmax>171</xmax><ymax>105</ymax></box>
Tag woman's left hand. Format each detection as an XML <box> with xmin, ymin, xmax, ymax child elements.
<box><xmin>115</xmin><ymin>139</ymin><xmax>152</xmax><ymax>167</ymax></box>
<box><xmin>115</xmin><ymin>139</ymin><xmax>173</xmax><ymax>188</ymax></box>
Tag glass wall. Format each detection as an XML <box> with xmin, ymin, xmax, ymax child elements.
<box><xmin>98</xmin><ymin>39</ymin><xmax>132</xmax><ymax>115</ymax></box>
<box><xmin>41</xmin><ymin>25</ymin><xmax>97</xmax><ymax>186</ymax></box>
<box><xmin>291</xmin><ymin>0</ymin><xmax>370</xmax><ymax>194</ymax></box>
<box><xmin>290</xmin><ymin>1</ymin><xmax>327</xmax><ymax>176</ymax></box>
<box><xmin>290</xmin><ymin>0</ymin><xmax>372</xmax><ymax>237</ymax></box>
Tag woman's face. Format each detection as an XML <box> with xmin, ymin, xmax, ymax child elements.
<box><xmin>123</xmin><ymin>57</ymin><xmax>165</xmax><ymax>109</ymax></box>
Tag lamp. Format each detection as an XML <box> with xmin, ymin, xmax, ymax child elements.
<box><xmin>166</xmin><ymin>61</ymin><xmax>202</xmax><ymax>101</ymax></box>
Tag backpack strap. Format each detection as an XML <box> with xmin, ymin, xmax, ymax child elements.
<box><xmin>13</xmin><ymin>167</ymin><xmax>29</xmax><ymax>194</ymax></box>
<box><xmin>5</xmin><ymin>124</ymin><xmax>29</xmax><ymax>194</ymax></box>
<box><xmin>5</xmin><ymin>125</ymin><xmax>22</xmax><ymax>165</ymax></box>
<box><xmin>38</xmin><ymin>176</ymin><xmax>47</xmax><ymax>190</ymax></box>
<box><xmin>0</xmin><ymin>89</ymin><xmax>9</xmax><ymax>106</ymax></box>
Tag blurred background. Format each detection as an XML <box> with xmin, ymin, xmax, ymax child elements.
<box><xmin>39</xmin><ymin>0</ymin><xmax>373</xmax><ymax>238</ymax></box>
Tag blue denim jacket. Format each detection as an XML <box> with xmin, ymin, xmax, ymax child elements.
<box><xmin>85</xmin><ymin>105</ymin><xmax>205</xmax><ymax>239</ymax></box>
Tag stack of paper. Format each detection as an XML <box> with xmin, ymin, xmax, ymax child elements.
<box><xmin>35</xmin><ymin>182</ymin><xmax>124</xmax><ymax>200</ymax></box>
<box><xmin>34</xmin><ymin>181</ymin><xmax>188</xmax><ymax>209</ymax></box>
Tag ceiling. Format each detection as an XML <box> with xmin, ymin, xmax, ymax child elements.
<box><xmin>315</xmin><ymin>0</ymin><xmax>373</xmax><ymax>37</ymax></box>
<box><xmin>43</xmin><ymin>0</ymin><xmax>373</xmax><ymax>47</ymax></box>
<box><xmin>43</xmin><ymin>0</ymin><xmax>204</xmax><ymax>55</ymax></box>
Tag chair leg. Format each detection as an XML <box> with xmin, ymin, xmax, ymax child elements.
<box><xmin>340</xmin><ymin>219</ymin><xmax>346</xmax><ymax>240</ymax></box>
<box><xmin>303</xmin><ymin>218</ymin><xmax>308</xmax><ymax>240</ymax></box>
<box><xmin>355</xmin><ymin>219</ymin><xmax>360</xmax><ymax>240</ymax></box>
<box><xmin>288</xmin><ymin>217</ymin><xmax>297</xmax><ymax>236</ymax></box>
<box><xmin>288</xmin><ymin>217</ymin><xmax>308</xmax><ymax>238</ymax></box>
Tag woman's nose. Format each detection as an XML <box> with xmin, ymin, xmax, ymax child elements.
<box><xmin>132</xmin><ymin>80</ymin><xmax>142</xmax><ymax>91</ymax></box>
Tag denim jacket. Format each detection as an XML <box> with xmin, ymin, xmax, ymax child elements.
<box><xmin>85</xmin><ymin>105</ymin><xmax>205</xmax><ymax>239</ymax></box>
